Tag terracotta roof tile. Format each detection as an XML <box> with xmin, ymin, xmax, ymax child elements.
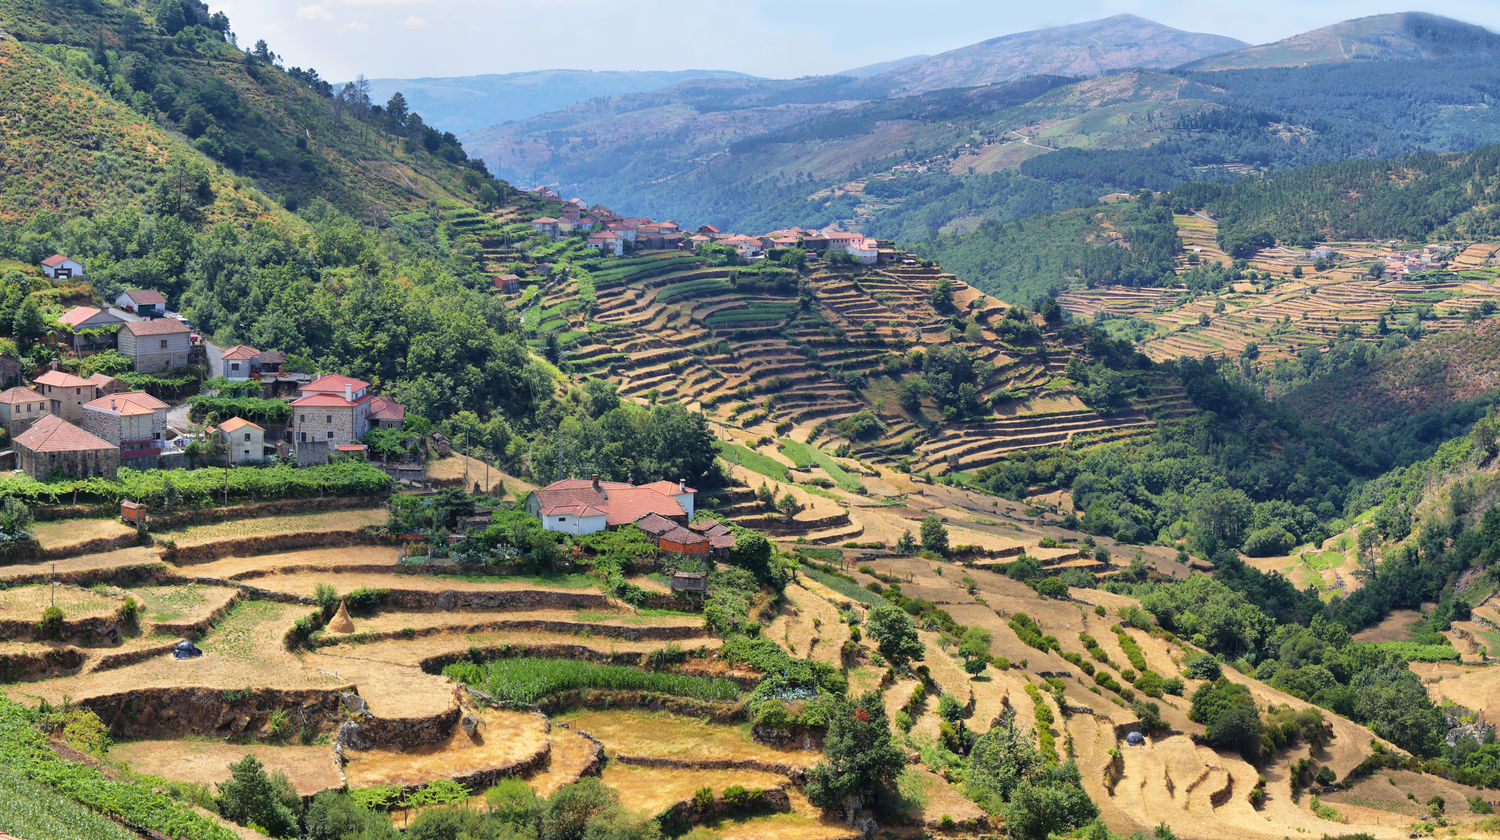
<box><xmin>42</xmin><ymin>254</ymin><xmax>70</xmax><ymax>267</ymax></box>
<box><xmin>640</xmin><ymin>480</ymin><xmax>695</xmax><ymax>496</ymax></box>
<box><xmin>120</xmin><ymin>289</ymin><xmax>166</xmax><ymax>305</ymax></box>
<box><xmin>57</xmin><ymin>306</ymin><xmax>112</xmax><ymax>329</ymax></box>
<box><xmin>219</xmin><ymin>417</ymin><xmax>263</xmax><ymax>433</ymax></box>
<box><xmin>0</xmin><ymin>386</ymin><xmax>46</xmax><ymax>404</ymax></box>
<box><xmin>34</xmin><ymin>370</ymin><xmax>92</xmax><ymax>389</ymax></box>
<box><xmin>14</xmin><ymin>414</ymin><xmax>115</xmax><ymax>452</ymax></box>
<box><xmin>221</xmin><ymin>344</ymin><xmax>261</xmax><ymax>361</ymax></box>
<box><xmin>302</xmin><ymin>374</ymin><xmax>369</xmax><ymax>394</ymax></box>
<box><xmin>83</xmin><ymin>391</ymin><xmax>168</xmax><ymax>416</ymax></box>
<box><xmin>533</xmin><ymin>480</ymin><xmax>685</xmax><ymax>527</ymax></box>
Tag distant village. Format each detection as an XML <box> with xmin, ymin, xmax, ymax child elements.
<box><xmin>525</xmin><ymin>185</ymin><xmax>888</xmax><ymax>266</ymax></box>
<box><xmin>11</xmin><ymin>251</ymin><xmax>739</xmax><ymax>561</ymax></box>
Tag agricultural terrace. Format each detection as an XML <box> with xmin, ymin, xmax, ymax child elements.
<box><xmin>1061</xmin><ymin>215</ymin><xmax>1500</xmax><ymax>364</ymax></box>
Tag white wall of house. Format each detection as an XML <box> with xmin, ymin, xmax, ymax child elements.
<box><xmin>542</xmin><ymin>513</ymin><xmax>607</xmax><ymax>535</ymax></box>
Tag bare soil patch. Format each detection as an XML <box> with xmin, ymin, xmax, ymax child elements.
<box><xmin>113</xmin><ymin>739</ymin><xmax>342</xmax><ymax>796</ymax></box>
<box><xmin>557</xmin><ymin>709</ymin><xmax>820</xmax><ymax>768</ymax></box>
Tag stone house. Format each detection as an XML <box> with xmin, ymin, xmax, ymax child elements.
<box><xmin>13</xmin><ymin>414</ymin><xmax>119</xmax><ymax>479</ymax></box>
<box><xmin>290</xmin><ymin>374</ymin><xmax>405</xmax><ymax>464</ymax></box>
<box><xmin>525</xmin><ymin>476</ymin><xmax>691</xmax><ymax>537</ymax></box>
<box><xmin>0</xmin><ymin>386</ymin><xmax>49</xmax><ymax>435</ymax></box>
<box><xmin>80</xmin><ymin>391</ymin><xmax>169</xmax><ymax>462</ymax></box>
<box><xmin>118</xmin><ymin>318</ymin><xmax>191</xmax><ymax>372</ymax></box>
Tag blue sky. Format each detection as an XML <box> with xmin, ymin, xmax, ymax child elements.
<box><xmin>207</xmin><ymin>0</ymin><xmax>1500</xmax><ymax>82</ymax></box>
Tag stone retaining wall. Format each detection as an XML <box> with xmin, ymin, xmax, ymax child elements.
<box><xmin>78</xmin><ymin>686</ymin><xmax>349</xmax><ymax>739</ymax></box>
<box><xmin>168</xmin><ymin>529</ymin><xmax>384</xmax><ymax>564</ymax></box>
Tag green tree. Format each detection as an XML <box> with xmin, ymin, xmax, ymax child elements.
<box><xmin>805</xmin><ymin>692</ymin><xmax>906</xmax><ymax>816</ymax></box>
<box><xmin>920</xmin><ymin>516</ymin><xmax>949</xmax><ymax>555</ymax></box>
<box><xmin>867</xmin><ymin>603</ymin><xmax>924</xmax><ymax>669</ymax></box>
<box><xmin>216</xmin><ymin>755</ymin><xmax>300</xmax><ymax>837</ymax></box>
<box><xmin>11</xmin><ymin>296</ymin><xmax>46</xmax><ymax>346</ymax></box>
<box><xmin>304</xmin><ymin>791</ymin><xmax>397</xmax><ymax>840</ymax></box>
<box><xmin>730</xmin><ymin>531</ymin><xmax>775</xmax><ymax>584</ymax></box>
<box><xmin>930</xmin><ymin>277</ymin><xmax>956</xmax><ymax>312</ymax></box>
<box><xmin>895</xmin><ymin>530</ymin><xmax>917</xmax><ymax>555</ymax></box>
<box><xmin>1001</xmin><ymin>762</ymin><xmax>1098</xmax><ymax>840</ymax></box>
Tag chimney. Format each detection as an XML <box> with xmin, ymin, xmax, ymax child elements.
<box><xmin>591</xmin><ymin>474</ymin><xmax>600</xmax><ymax>491</ymax></box>
<box><xmin>678</xmin><ymin>479</ymin><xmax>685</xmax><ymax>493</ymax></box>
<box><xmin>49</xmin><ymin>359</ymin><xmax>58</xmax><ymax>371</ymax></box>
<box><xmin>344</xmin><ymin>383</ymin><xmax>353</xmax><ymax>402</ymax></box>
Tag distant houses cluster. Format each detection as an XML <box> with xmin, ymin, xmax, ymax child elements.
<box><xmin>2</xmin><ymin>256</ymin><xmax>407</xmax><ymax>480</ymax></box>
<box><xmin>524</xmin><ymin>474</ymin><xmax>735</xmax><ymax>556</ymax></box>
<box><xmin>524</xmin><ymin>186</ymin><xmax>888</xmax><ymax>268</ymax></box>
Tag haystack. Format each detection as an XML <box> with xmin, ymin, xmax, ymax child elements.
<box><xmin>329</xmin><ymin>600</ymin><xmax>355</xmax><ymax>634</ymax></box>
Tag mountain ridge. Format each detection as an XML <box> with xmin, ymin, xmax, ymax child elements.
<box><xmin>874</xmin><ymin>13</ymin><xmax>1246</xmax><ymax>93</ymax></box>
<box><xmin>1183</xmin><ymin>11</ymin><xmax>1500</xmax><ymax>70</ymax></box>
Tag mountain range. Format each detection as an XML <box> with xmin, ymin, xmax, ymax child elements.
<box><xmin>458</xmin><ymin>12</ymin><xmax>1500</xmax><ymax>240</ymax></box>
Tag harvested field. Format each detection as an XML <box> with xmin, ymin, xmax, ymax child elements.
<box><xmin>527</xmin><ymin>726</ymin><xmax>601</xmax><ymax>797</ymax></box>
<box><xmin>112</xmin><ymin>740</ymin><xmax>342</xmax><ymax>796</ymax></box>
<box><xmin>0</xmin><ymin>583</ymin><xmax>121</xmax><ymax>621</ymax></box>
<box><xmin>32</xmin><ymin>518</ymin><xmax>136</xmax><ymax>553</ymax></box>
<box><xmin>600</xmin><ymin>763</ymin><xmax>788</xmax><ymax>818</ymax></box>
<box><xmin>159</xmin><ymin>508</ymin><xmax>387</xmax><ymax>548</ymax></box>
<box><xmin>6</xmin><ymin>600</ymin><xmax>343</xmax><ymax>705</ymax></box>
<box><xmin>343</xmin><ymin>708</ymin><xmax>549</xmax><ymax>789</ymax></box>
<box><xmin>127</xmin><ymin>584</ymin><xmax>239</xmax><ymax>629</ymax></box>
<box><xmin>0</xmin><ymin>547</ymin><xmax>162</xmax><ymax>584</ymax></box>
<box><xmin>556</xmin><ymin>709</ymin><xmax>821</xmax><ymax>769</ymax></box>
<box><xmin>181</xmin><ymin>546</ymin><xmax>404</xmax><ymax>580</ymax></box>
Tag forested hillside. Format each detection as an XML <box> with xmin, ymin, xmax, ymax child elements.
<box><xmin>915</xmin><ymin>143</ymin><xmax>1500</xmax><ymax>304</ymax></box>
<box><xmin>0</xmin><ymin>0</ymin><xmax>722</xmax><ymax>491</ymax></box>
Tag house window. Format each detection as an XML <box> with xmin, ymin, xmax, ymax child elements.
<box><xmin>325</xmin><ymin>415</ymin><xmax>332</xmax><ymax>423</ymax></box>
<box><xmin>159</xmin><ymin>339</ymin><xmax>167</xmax><ymax>349</ymax></box>
<box><xmin>243</xmin><ymin>433</ymin><xmax>250</xmax><ymax>441</ymax></box>
<box><xmin>326</xmin><ymin>431</ymin><xmax>334</xmax><ymax>439</ymax></box>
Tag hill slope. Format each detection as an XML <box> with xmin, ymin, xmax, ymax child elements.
<box><xmin>364</xmin><ymin>69</ymin><xmax>755</xmax><ymax>135</ymax></box>
<box><xmin>877</xmin><ymin>14</ymin><xmax>1245</xmax><ymax>93</ymax></box>
<box><xmin>1184</xmin><ymin>11</ymin><xmax>1500</xmax><ymax>70</ymax></box>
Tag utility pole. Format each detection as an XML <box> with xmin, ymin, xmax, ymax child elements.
<box><xmin>50</xmin><ymin>562</ymin><xmax>55</xmax><ymax>607</ymax></box>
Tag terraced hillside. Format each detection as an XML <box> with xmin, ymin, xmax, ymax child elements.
<box><xmin>9</xmin><ymin>498</ymin><xmax>1496</xmax><ymax>840</ymax></box>
<box><xmin>1061</xmin><ymin>214</ymin><xmax>1500</xmax><ymax>363</ymax></box>
<box><xmin>500</xmin><ymin>237</ymin><xmax>1190</xmax><ymax>480</ymax></box>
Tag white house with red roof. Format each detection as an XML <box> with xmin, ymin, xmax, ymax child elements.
<box><xmin>586</xmin><ymin>231</ymin><xmax>625</xmax><ymax>257</ymax></box>
<box><xmin>290</xmin><ymin>374</ymin><xmax>405</xmax><ymax>464</ymax></box>
<box><xmin>40</xmin><ymin>255</ymin><xmax>83</xmax><ymax>279</ymax></box>
<box><xmin>530</xmin><ymin>217</ymin><xmax>561</xmax><ymax>240</ymax></box>
<box><xmin>524</xmin><ymin>475</ymin><xmax>696</xmax><ymax>536</ymax></box>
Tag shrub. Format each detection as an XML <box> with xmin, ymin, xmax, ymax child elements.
<box><xmin>216</xmin><ymin>756</ymin><xmax>300</xmax><ymax>837</ymax></box>
<box><xmin>35</xmin><ymin>605</ymin><xmax>64</xmax><ymax>640</ymax></box>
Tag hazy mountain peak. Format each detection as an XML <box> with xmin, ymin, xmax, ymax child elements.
<box><xmin>876</xmin><ymin>15</ymin><xmax>1247</xmax><ymax>94</ymax></box>
<box><xmin>1182</xmin><ymin>11</ymin><xmax>1500</xmax><ymax>70</ymax></box>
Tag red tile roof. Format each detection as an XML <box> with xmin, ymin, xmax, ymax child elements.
<box><xmin>367</xmin><ymin>395</ymin><xmax>405</xmax><ymax>422</ymax></box>
<box><xmin>658</xmin><ymin>526</ymin><xmax>710</xmax><ymax>551</ymax></box>
<box><xmin>123</xmin><ymin>318</ymin><xmax>189</xmax><ymax>337</ymax></box>
<box><xmin>14</xmin><ymin>414</ymin><xmax>115</xmax><ymax>452</ymax></box>
<box><xmin>83</xmin><ymin>391</ymin><xmax>168</xmax><ymax>416</ymax></box>
<box><xmin>289</xmin><ymin>393</ymin><xmax>358</xmax><ymax>408</ymax></box>
<box><xmin>640</xmin><ymin>480</ymin><xmax>695</xmax><ymax>497</ymax></box>
<box><xmin>534</xmin><ymin>479</ymin><xmax>685</xmax><ymax>527</ymax></box>
<box><xmin>302</xmin><ymin>374</ymin><xmax>369</xmax><ymax>394</ymax></box>
<box><xmin>691</xmin><ymin>520</ymin><xmax>731</xmax><ymax>538</ymax></box>
<box><xmin>120</xmin><ymin>289</ymin><xmax>166</xmax><ymax>305</ymax></box>
<box><xmin>57</xmin><ymin>306</ymin><xmax>111</xmax><ymax>329</ymax></box>
<box><xmin>221</xmin><ymin>344</ymin><xmax>261</xmax><ymax>361</ymax></box>
<box><xmin>541</xmin><ymin>502</ymin><xmax>608</xmax><ymax>518</ymax></box>
<box><xmin>42</xmin><ymin>254</ymin><xmax>71</xmax><ymax>267</ymax></box>
<box><xmin>219</xmin><ymin>416</ymin><xmax>263</xmax><ymax>433</ymax></box>
<box><xmin>0</xmin><ymin>386</ymin><xmax>45</xmax><ymax>405</ymax></box>
<box><xmin>35</xmin><ymin>370</ymin><xmax>92</xmax><ymax>389</ymax></box>
<box><xmin>632</xmin><ymin>513</ymin><xmax>678</xmax><ymax>536</ymax></box>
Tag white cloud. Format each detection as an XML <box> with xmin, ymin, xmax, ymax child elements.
<box><xmin>340</xmin><ymin>20</ymin><xmax>370</xmax><ymax>33</ymax></box>
<box><xmin>398</xmin><ymin>15</ymin><xmax>429</xmax><ymax>28</ymax></box>
<box><xmin>295</xmin><ymin>4</ymin><xmax>333</xmax><ymax>20</ymax></box>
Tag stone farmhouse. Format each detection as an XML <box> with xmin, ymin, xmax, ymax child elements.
<box><xmin>290</xmin><ymin>374</ymin><xmax>405</xmax><ymax>464</ymax></box>
<box><xmin>80</xmin><ymin>391</ymin><xmax>169</xmax><ymax>465</ymax></box>
<box><xmin>13</xmin><ymin>414</ymin><xmax>119</xmax><ymax>479</ymax></box>
<box><xmin>118</xmin><ymin>318</ymin><xmax>191</xmax><ymax>372</ymax></box>
<box><xmin>0</xmin><ymin>386</ymin><xmax>49</xmax><ymax>435</ymax></box>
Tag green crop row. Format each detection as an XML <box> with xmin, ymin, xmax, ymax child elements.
<box><xmin>444</xmin><ymin>657</ymin><xmax>739</xmax><ymax>705</ymax></box>
<box><xmin>0</xmin><ymin>698</ymin><xmax>234</xmax><ymax>840</ymax></box>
